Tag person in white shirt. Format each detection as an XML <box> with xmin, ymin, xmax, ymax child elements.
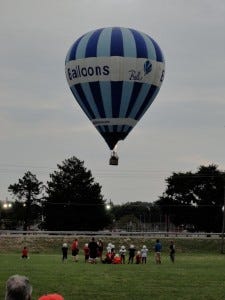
<box><xmin>141</xmin><ymin>245</ymin><xmax>149</xmax><ymax>264</ymax></box>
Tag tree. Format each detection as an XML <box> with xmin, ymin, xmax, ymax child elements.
<box><xmin>111</xmin><ymin>202</ymin><xmax>154</xmax><ymax>231</ymax></box>
<box><xmin>155</xmin><ymin>165</ymin><xmax>225</xmax><ymax>232</ymax></box>
<box><xmin>44</xmin><ymin>156</ymin><xmax>110</xmax><ymax>230</ymax></box>
<box><xmin>8</xmin><ymin>171</ymin><xmax>43</xmax><ymax>230</ymax></box>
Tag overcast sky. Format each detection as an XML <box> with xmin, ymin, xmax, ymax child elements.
<box><xmin>1</xmin><ymin>0</ymin><xmax>225</xmax><ymax>205</ymax></box>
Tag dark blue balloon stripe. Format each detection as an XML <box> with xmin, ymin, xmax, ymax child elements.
<box><xmin>111</xmin><ymin>81</ymin><xmax>123</xmax><ymax>118</ymax></box>
<box><xmin>149</xmin><ymin>36</ymin><xmax>164</xmax><ymax>62</ymax></box>
<box><xmin>98</xmin><ymin>126</ymin><xmax>109</xmax><ymax>133</ymax></box>
<box><xmin>67</xmin><ymin>27</ymin><xmax>164</xmax><ymax>62</ymax></box>
<box><xmin>130</xmin><ymin>29</ymin><xmax>148</xmax><ymax>58</ymax></box>
<box><xmin>70</xmin><ymin>86</ymin><xmax>92</xmax><ymax>120</ymax></box>
<box><xmin>89</xmin><ymin>82</ymin><xmax>106</xmax><ymax>118</ymax></box>
<box><xmin>125</xmin><ymin>82</ymin><xmax>143</xmax><ymax>117</ymax></box>
<box><xmin>110</xmin><ymin>27</ymin><xmax>124</xmax><ymax>56</ymax></box>
<box><xmin>67</xmin><ymin>35</ymin><xmax>84</xmax><ymax>61</ymax></box>
<box><xmin>72</xmin><ymin>84</ymin><xmax>95</xmax><ymax>119</ymax></box>
<box><xmin>85</xmin><ymin>28</ymin><xmax>103</xmax><ymax>57</ymax></box>
<box><xmin>112</xmin><ymin>125</ymin><xmax>117</xmax><ymax>133</ymax></box>
<box><xmin>135</xmin><ymin>85</ymin><xmax>158</xmax><ymax>120</ymax></box>
<box><xmin>121</xmin><ymin>126</ymin><xmax>132</xmax><ymax>135</ymax></box>
<box><xmin>111</xmin><ymin>81</ymin><xmax>123</xmax><ymax>133</ymax></box>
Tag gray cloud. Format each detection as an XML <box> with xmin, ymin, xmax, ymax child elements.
<box><xmin>1</xmin><ymin>0</ymin><xmax>225</xmax><ymax>203</ymax></box>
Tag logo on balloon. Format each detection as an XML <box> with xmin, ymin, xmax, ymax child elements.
<box><xmin>128</xmin><ymin>60</ymin><xmax>153</xmax><ymax>81</ymax></box>
<box><xmin>144</xmin><ymin>60</ymin><xmax>152</xmax><ymax>75</ymax></box>
<box><xmin>128</xmin><ymin>70</ymin><xmax>143</xmax><ymax>81</ymax></box>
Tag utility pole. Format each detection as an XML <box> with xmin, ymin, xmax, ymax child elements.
<box><xmin>221</xmin><ymin>186</ymin><xmax>225</xmax><ymax>254</ymax></box>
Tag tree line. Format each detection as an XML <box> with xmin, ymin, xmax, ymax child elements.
<box><xmin>2</xmin><ymin>156</ymin><xmax>225</xmax><ymax>232</ymax></box>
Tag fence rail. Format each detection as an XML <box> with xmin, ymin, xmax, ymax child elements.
<box><xmin>0</xmin><ymin>230</ymin><xmax>223</xmax><ymax>239</ymax></box>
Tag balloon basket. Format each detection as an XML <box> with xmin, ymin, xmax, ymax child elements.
<box><xmin>109</xmin><ymin>152</ymin><xmax>119</xmax><ymax>166</ymax></box>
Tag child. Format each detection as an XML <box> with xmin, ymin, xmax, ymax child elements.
<box><xmin>112</xmin><ymin>254</ymin><xmax>122</xmax><ymax>264</ymax></box>
<box><xmin>62</xmin><ymin>243</ymin><xmax>68</xmax><ymax>262</ymax></box>
<box><xmin>71</xmin><ymin>238</ymin><xmax>79</xmax><ymax>262</ymax></box>
<box><xmin>102</xmin><ymin>251</ymin><xmax>113</xmax><ymax>264</ymax></box>
<box><xmin>83</xmin><ymin>243</ymin><xmax>90</xmax><ymax>263</ymax></box>
<box><xmin>21</xmin><ymin>246</ymin><xmax>28</xmax><ymax>259</ymax></box>
<box><xmin>135</xmin><ymin>251</ymin><xmax>142</xmax><ymax>264</ymax></box>
<box><xmin>111</xmin><ymin>244</ymin><xmax>116</xmax><ymax>261</ymax></box>
<box><xmin>141</xmin><ymin>245</ymin><xmax>148</xmax><ymax>264</ymax></box>
<box><xmin>119</xmin><ymin>245</ymin><xmax>126</xmax><ymax>264</ymax></box>
<box><xmin>106</xmin><ymin>243</ymin><xmax>112</xmax><ymax>253</ymax></box>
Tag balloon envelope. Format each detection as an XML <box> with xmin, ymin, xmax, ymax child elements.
<box><xmin>65</xmin><ymin>27</ymin><xmax>165</xmax><ymax>150</ymax></box>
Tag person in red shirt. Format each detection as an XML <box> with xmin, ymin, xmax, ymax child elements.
<box><xmin>71</xmin><ymin>238</ymin><xmax>79</xmax><ymax>262</ymax></box>
<box><xmin>21</xmin><ymin>246</ymin><xmax>28</xmax><ymax>259</ymax></box>
<box><xmin>112</xmin><ymin>254</ymin><xmax>122</xmax><ymax>264</ymax></box>
<box><xmin>38</xmin><ymin>293</ymin><xmax>64</xmax><ymax>300</ymax></box>
<box><xmin>102</xmin><ymin>252</ymin><xmax>113</xmax><ymax>264</ymax></box>
<box><xmin>88</xmin><ymin>237</ymin><xmax>98</xmax><ymax>264</ymax></box>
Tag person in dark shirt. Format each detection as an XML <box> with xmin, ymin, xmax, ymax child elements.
<box><xmin>155</xmin><ymin>239</ymin><xmax>162</xmax><ymax>264</ymax></box>
<box><xmin>62</xmin><ymin>243</ymin><xmax>68</xmax><ymax>262</ymax></box>
<box><xmin>169</xmin><ymin>240</ymin><xmax>175</xmax><ymax>263</ymax></box>
<box><xmin>128</xmin><ymin>244</ymin><xmax>136</xmax><ymax>264</ymax></box>
<box><xmin>97</xmin><ymin>239</ymin><xmax>104</xmax><ymax>262</ymax></box>
<box><xmin>88</xmin><ymin>237</ymin><xmax>99</xmax><ymax>264</ymax></box>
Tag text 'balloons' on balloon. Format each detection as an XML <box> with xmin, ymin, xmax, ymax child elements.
<box><xmin>65</xmin><ymin>27</ymin><xmax>165</xmax><ymax>165</ymax></box>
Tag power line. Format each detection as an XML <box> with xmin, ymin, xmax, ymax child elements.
<box><xmin>0</xmin><ymin>163</ymin><xmax>224</xmax><ymax>179</ymax></box>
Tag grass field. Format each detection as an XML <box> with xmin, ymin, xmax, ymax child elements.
<box><xmin>1</xmin><ymin>253</ymin><xmax>225</xmax><ymax>300</ymax></box>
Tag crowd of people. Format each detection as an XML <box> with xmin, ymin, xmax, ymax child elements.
<box><xmin>59</xmin><ymin>237</ymin><xmax>175</xmax><ymax>265</ymax></box>
<box><xmin>21</xmin><ymin>237</ymin><xmax>175</xmax><ymax>265</ymax></box>
<box><xmin>20</xmin><ymin>238</ymin><xmax>175</xmax><ymax>265</ymax></box>
<box><xmin>9</xmin><ymin>238</ymin><xmax>175</xmax><ymax>299</ymax></box>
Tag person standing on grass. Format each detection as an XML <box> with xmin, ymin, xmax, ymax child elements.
<box><xmin>97</xmin><ymin>239</ymin><xmax>104</xmax><ymax>261</ymax></box>
<box><xmin>128</xmin><ymin>244</ymin><xmax>136</xmax><ymax>264</ymax></box>
<box><xmin>21</xmin><ymin>246</ymin><xmax>29</xmax><ymax>259</ymax></box>
<box><xmin>141</xmin><ymin>245</ymin><xmax>148</xmax><ymax>264</ymax></box>
<box><xmin>71</xmin><ymin>238</ymin><xmax>79</xmax><ymax>262</ymax></box>
<box><xmin>5</xmin><ymin>274</ymin><xmax>32</xmax><ymax>300</ymax></box>
<box><xmin>119</xmin><ymin>245</ymin><xmax>126</xmax><ymax>264</ymax></box>
<box><xmin>88</xmin><ymin>237</ymin><xmax>99</xmax><ymax>264</ymax></box>
<box><xmin>169</xmin><ymin>240</ymin><xmax>175</xmax><ymax>263</ymax></box>
<box><xmin>83</xmin><ymin>243</ymin><xmax>90</xmax><ymax>263</ymax></box>
<box><xmin>154</xmin><ymin>239</ymin><xmax>162</xmax><ymax>264</ymax></box>
<box><xmin>62</xmin><ymin>243</ymin><xmax>68</xmax><ymax>262</ymax></box>
<box><xmin>135</xmin><ymin>251</ymin><xmax>142</xmax><ymax>264</ymax></box>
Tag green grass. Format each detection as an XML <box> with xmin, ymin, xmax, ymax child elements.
<box><xmin>1</xmin><ymin>253</ymin><xmax>225</xmax><ymax>299</ymax></box>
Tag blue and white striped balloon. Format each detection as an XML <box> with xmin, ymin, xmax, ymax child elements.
<box><xmin>65</xmin><ymin>27</ymin><xmax>165</xmax><ymax>150</ymax></box>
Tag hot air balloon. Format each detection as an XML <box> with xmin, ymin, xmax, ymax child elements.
<box><xmin>65</xmin><ymin>27</ymin><xmax>165</xmax><ymax>165</ymax></box>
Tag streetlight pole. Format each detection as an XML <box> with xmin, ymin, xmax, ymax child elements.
<box><xmin>221</xmin><ymin>186</ymin><xmax>225</xmax><ymax>254</ymax></box>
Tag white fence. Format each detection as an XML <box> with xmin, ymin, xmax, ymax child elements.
<box><xmin>0</xmin><ymin>230</ymin><xmax>223</xmax><ymax>238</ymax></box>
